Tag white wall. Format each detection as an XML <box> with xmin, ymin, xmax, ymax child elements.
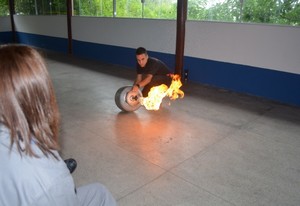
<box><xmin>0</xmin><ymin>16</ymin><xmax>11</xmax><ymax>32</ymax></box>
<box><xmin>13</xmin><ymin>15</ymin><xmax>67</xmax><ymax>38</ymax></box>
<box><xmin>73</xmin><ymin>17</ymin><xmax>300</xmax><ymax>75</ymax></box>
<box><xmin>6</xmin><ymin>15</ymin><xmax>300</xmax><ymax>75</ymax></box>
<box><xmin>72</xmin><ymin>17</ymin><xmax>177</xmax><ymax>55</ymax></box>
<box><xmin>185</xmin><ymin>21</ymin><xmax>300</xmax><ymax>75</ymax></box>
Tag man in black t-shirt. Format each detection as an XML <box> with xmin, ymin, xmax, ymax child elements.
<box><xmin>131</xmin><ymin>47</ymin><xmax>172</xmax><ymax>97</ymax></box>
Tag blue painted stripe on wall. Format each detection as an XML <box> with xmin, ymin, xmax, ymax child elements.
<box><xmin>73</xmin><ymin>40</ymin><xmax>176</xmax><ymax>72</ymax></box>
<box><xmin>0</xmin><ymin>31</ymin><xmax>13</xmax><ymax>43</ymax></box>
<box><xmin>17</xmin><ymin>32</ymin><xmax>68</xmax><ymax>53</ymax></box>
<box><xmin>185</xmin><ymin>56</ymin><xmax>300</xmax><ymax>106</ymax></box>
<box><xmin>73</xmin><ymin>40</ymin><xmax>135</xmax><ymax>68</ymax></box>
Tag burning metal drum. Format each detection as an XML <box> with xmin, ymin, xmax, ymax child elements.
<box><xmin>115</xmin><ymin>86</ymin><xmax>142</xmax><ymax>112</ymax></box>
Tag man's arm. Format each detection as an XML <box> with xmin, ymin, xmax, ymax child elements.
<box><xmin>134</xmin><ymin>74</ymin><xmax>142</xmax><ymax>85</ymax></box>
<box><xmin>132</xmin><ymin>74</ymin><xmax>153</xmax><ymax>91</ymax></box>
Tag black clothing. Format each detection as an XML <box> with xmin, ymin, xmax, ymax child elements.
<box><xmin>136</xmin><ymin>57</ymin><xmax>170</xmax><ymax>76</ymax></box>
<box><xmin>136</xmin><ymin>57</ymin><xmax>172</xmax><ymax>97</ymax></box>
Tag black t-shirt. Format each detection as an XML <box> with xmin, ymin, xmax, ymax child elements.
<box><xmin>136</xmin><ymin>57</ymin><xmax>170</xmax><ymax>76</ymax></box>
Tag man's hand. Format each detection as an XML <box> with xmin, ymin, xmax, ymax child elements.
<box><xmin>132</xmin><ymin>84</ymin><xmax>140</xmax><ymax>92</ymax></box>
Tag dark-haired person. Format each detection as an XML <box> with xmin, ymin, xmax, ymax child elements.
<box><xmin>0</xmin><ymin>44</ymin><xmax>116</xmax><ymax>206</ymax></box>
<box><xmin>131</xmin><ymin>47</ymin><xmax>172</xmax><ymax>97</ymax></box>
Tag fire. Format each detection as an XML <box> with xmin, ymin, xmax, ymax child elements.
<box><xmin>141</xmin><ymin>74</ymin><xmax>184</xmax><ymax>110</ymax></box>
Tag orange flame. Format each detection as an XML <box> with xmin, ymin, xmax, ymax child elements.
<box><xmin>141</xmin><ymin>74</ymin><xmax>184</xmax><ymax>110</ymax></box>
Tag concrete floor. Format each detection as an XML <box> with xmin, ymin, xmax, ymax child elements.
<box><xmin>46</xmin><ymin>51</ymin><xmax>300</xmax><ymax>206</ymax></box>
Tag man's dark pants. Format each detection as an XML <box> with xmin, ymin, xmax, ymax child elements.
<box><xmin>142</xmin><ymin>75</ymin><xmax>172</xmax><ymax>97</ymax></box>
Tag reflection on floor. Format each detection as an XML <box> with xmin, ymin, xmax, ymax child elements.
<box><xmin>47</xmin><ymin>52</ymin><xmax>300</xmax><ymax>206</ymax></box>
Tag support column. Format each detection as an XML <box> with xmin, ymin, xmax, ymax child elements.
<box><xmin>175</xmin><ymin>0</ymin><xmax>187</xmax><ymax>77</ymax></box>
<box><xmin>8</xmin><ymin>0</ymin><xmax>16</xmax><ymax>43</ymax></box>
<box><xmin>67</xmin><ymin>0</ymin><xmax>73</xmax><ymax>54</ymax></box>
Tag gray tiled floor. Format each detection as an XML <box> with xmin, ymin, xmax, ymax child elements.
<box><xmin>46</xmin><ymin>51</ymin><xmax>300</xmax><ymax>206</ymax></box>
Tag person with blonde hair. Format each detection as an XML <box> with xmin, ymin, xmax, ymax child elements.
<box><xmin>0</xmin><ymin>44</ymin><xmax>116</xmax><ymax>206</ymax></box>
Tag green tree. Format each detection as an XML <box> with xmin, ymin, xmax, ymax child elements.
<box><xmin>80</xmin><ymin>0</ymin><xmax>177</xmax><ymax>19</ymax></box>
<box><xmin>242</xmin><ymin>0</ymin><xmax>300</xmax><ymax>25</ymax></box>
<box><xmin>243</xmin><ymin>0</ymin><xmax>276</xmax><ymax>23</ymax></box>
<box><xmin>7</xmin><ymin>0</ymin><xmax>300</xmax><ymax>26</ymax></box>
<box><xmin>14</xmin><ymin>0</ymin><xmax>66</xmax><ymax>15</ymax></box>
<box><xmin>15</xmin><ymin>0</ymin><xmax>35</xmax><ymax>15</ymax></box>
<box><xmin>278</xmin><ymin>0</ymin><xmax>300</xmax><ymax>25</ymax></box>
<box><xmin>116</xmin><ymin>0</ymin><xmax>142</xmax><ymax>17</ymax></box>
<box><xmin>206</xmin><ymin>0</ymin><xmax>241</xmax><ymax>22</ymax></box>
<box><xmin>0</xmin><ymin>0</ymin><xmax>9</xmax><ymax>16</ymax></box>
<box><xmin>188</xmin><ymin>0</ymin><xmax>207</xmax><ymax>20</ymax></box>
<box><xmin>73</xmin><ymin>0</ymin><xmax>113</xmax><ymax>17</ymax></box>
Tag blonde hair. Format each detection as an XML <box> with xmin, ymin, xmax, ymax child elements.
<box><xmin>0</xmin><ymin>44</ymin><xmax>60</xmax><ymax>158</ymax></box>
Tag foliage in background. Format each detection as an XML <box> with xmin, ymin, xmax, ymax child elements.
<box><xmin>13</xmin><ymin>0</ymin><xmax>67</xmax><ymax>15</ymax></box>
<box><xmin>73</xmin><ymin>0</ymin><xmax>112</xmax><ymax>16</ymax></box>
<box><xmin>0</xmin><ymin>0</ymin><xmax>9</xmax><ymax>15</ymax></box>
<box><xmin>0</xmin><ymin>0</ymin><xmax>299</xmax><ymax>26</ymax></box>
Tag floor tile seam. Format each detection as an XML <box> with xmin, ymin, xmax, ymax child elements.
<box><xmin>162</xmin><ymin>129</ymin><xmax>238</xmax><ymax>180</ymax></box>
<box><xmin>81</xmin><ymin>126</ymin><xmax>171</xmax><ymax>171</ymax></box>
<box><xmin>227</xmin><ymin>103</ymin><xmax>300</xmax><ymax>147</ymax></box>
<box><xmin>246</xmin><ymin>106</ymin><xmax>300</xmax><ymax>127</ymax></box>
<box><xmin>54</xmin><ymin>87</ymin><xmax>87</xmax><ymax>98</ymax></box>
<box><xmin>115</xmin><ymin>171</ymin><xmax>171</xmax><ymax>201</ymax></box>
<box><xmin>61</xmin><ymin>122</ymin><xmax>126</xmax><ymax>149</ymax></box>
<box><xmin>82</xmin><ymin>128</ymin><xmax>132</xmax><ymax>149</ymax></box>
<box><xmin>240</xmin><ymin>105</ymin><xmax>300</xmax><ymax>142</ymax></box>
<box><xmin>116</xmin><ymin>134</ymin><xmax>235</xmax><ymax>173</ymax></box>
<box><xmin>241</xmin><ymin>126</ymin><xmax>300</xmax><ymax>155</ymax></box>
<box><xmin>59</xmin><ymin>118</ymin><xmax>80</xmax><ymax>130</ymax></box>
<box><xmin>165</xmin><ymin>123</ymin><xmax>296</xmax><ymax>206</ymax></box>
<box><xmin>55</xmin><ymin>83</ymin><xmax>102</xmax><ymax>93</ymax></box>
<box><xmin>195</xmin><ymin>112</ymin><xmax>262</xmax><ymax>131</ymax></box>
<box><xmin>168</xmin><ymin>171</ymin><xmax>237</xmax><ymax>206</ymax></box>
<box><xmin>166</xmin><ymin>148</ymin><xmax>210</xmax><ymax>172</ymax></box>
<box><xmin>199</xmin><ymin>100</ymin><xmax>275</xmax><ymax>130</ymax></box>
<box><xmin>120</xmin><ymin>149</ymin><xmax>169</xmax><ymax>171</ymax></box>
<box><xmin>56</xmin><ymin>92</ymin><xmax>111</xmax><ymax>111</ymax></box>
<box><xmin>165</xmin><ymin>126</ymin><xmax>244</xmax><ymax>173</ymax></box>
<box><xmin>236</xmin><ymin>105</ymin><xmax>275</xmax><ymax>131</ymax></box>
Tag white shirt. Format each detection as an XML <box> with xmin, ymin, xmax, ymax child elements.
<box><xmin>0</xmin><ymin>124</ymin><xmax>79</xmax><ymax>206</ymax></box>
